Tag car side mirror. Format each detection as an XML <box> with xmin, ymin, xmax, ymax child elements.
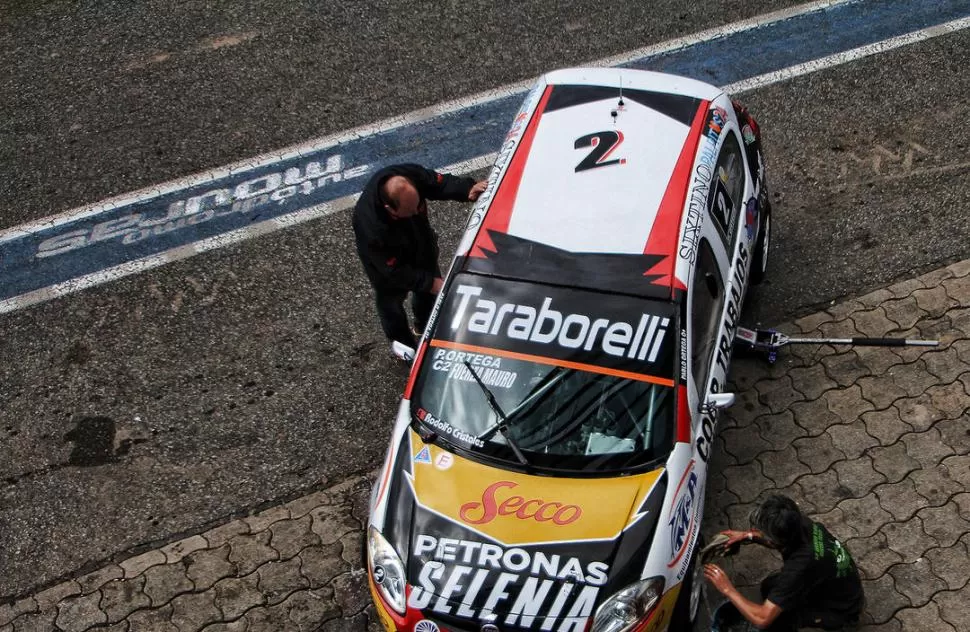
<box><xmin>699</xmin><ymin>392</ymin><xmax>735</xmax><ymax>415</ymax></box>
<box><xmin>391</xmin><ymin>341</ymin><xmax>416</xmax><ymax>364</ymax></box>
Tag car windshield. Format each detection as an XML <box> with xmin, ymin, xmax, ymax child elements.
<box><xmin>411</xmin><ymin>274</ymin><xmax>678</xmax><ymax>473</ymax></box>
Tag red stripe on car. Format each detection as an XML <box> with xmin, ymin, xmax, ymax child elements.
<box><xmin>677</xmin><ymin>383</ymin><xmax>691</xmax><ymax>443</ymax></box>
<box><xmin>403</xmin><ymin>339</ymin><xmax>429</xmax><ymax>400</ymax></box>
<box><xmin>471</xmin><ymin>86</ymin><xmax>553</xmax><ymax>257</ymax></box>
<box><xmin>642</xmin><ymin>100</ymin><xmax>710</xmax><ymax>293</ymax></box>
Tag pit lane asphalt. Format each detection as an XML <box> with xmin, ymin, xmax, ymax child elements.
<box><xmin>1</xmin><ymin>0</ymin><xmax>969</xmax><ymax>601</ymax></box>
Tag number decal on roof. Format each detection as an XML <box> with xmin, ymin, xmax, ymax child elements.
<box><xmin>574</xmin><ymin>131</ymin><xmax>626</xmax><ymax>173</ymax></box>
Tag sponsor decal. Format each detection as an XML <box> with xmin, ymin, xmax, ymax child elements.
<box><xmin>742</xmin><ymin>123</ymin><xmax>756</xmax><ymax>146</ymax></box>
<box><xmin>464</xmin><ymin>135</ymin><xmax>514</xmax><ymax>233</ymax></box>
<box><xmin>409</xmin><ymin>535</ymin><xmax>608</xmax><ymax>630</ymax></box>
<box><xmin>431</xmin><ymin>349</ymin><xmax>518</xmax><ymax>389</ymax></box>
<box><xmin>416</xmin><ymin>408</ymin><xmax>485</xmax><ymax>449</ymax></box>
<box><xmin>695</xmin><ymin>413</ymin><xmax>715</xmax><ymax>463</ymax></box>
<box><xmin>679</xmin><ymin>106</ymin><xmax>727</xmax><ymax>264</ymax></box>
<box><xmin>459</xmin><ymin>481</ymin><xmax>582</xmax><ymax>526</ymax></box>
<box><xmin>745</xmin><ymin>198</ymin><xmax>758</xmax><ymax>240</ymax></box>
<box><xmin>697</xmin><ymin>376</ymin><xmax>725</xmax><ymax>462</ymax></box>
<box><xmin>714</xmin><ymin>241</ymin><xmax>749</xmax><ymax>372</ymax></box>
<box><xmin>642</xmin><ymin>588</ymin><xmax>680</xmax><ymax>632</ymax></box>
<box><xmin>462</xmin><ymin>86</ymin><xmax>542</xmax><ymax>237</ymax></box>
<box><xmin>667</xmin><ymin>460</ymin><xmax>698</xmax><ymax>573</ymax></box>
<box><xmin>36</xmin><ymin>155</ymin><xmax>369</xmax><ymax>258</ymax></box>
<box><xmin>574</xmin><ymin>130</ymin><xmax>626</xmax><ymax>173</ymax></box>
<box><xmin>434</xmin><ymin>453</ymin><xmax>454</xmax><ymax>471</ymax></box>
<box><xmin>407</xmin><ymin>432</ymin><xmax>664</xmax><ymax>545</ymax></box>
<box><xmin>441</xmin><ymin>281</ymin><xmax>673</xmax><ymax>373</ymax></box>
<box><xmin>415</xmin><ymin>621</ymin><xmax>440</xmax><ymax>632</ymax></box>
<box><xmin>679</xmin><ymin>327</ymin><xmax>688</xmax><ymax>379</ymax></box>
<box><xmin>414</xmin><ymin>446</ymin><xmax>432</xmax><ymax>464</ymax></box>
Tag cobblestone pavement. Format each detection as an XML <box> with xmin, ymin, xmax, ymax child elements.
<box><xmin>4</xmin><ymin>258</ymin><xmax>969</xmax><ymax>632</ymax></box>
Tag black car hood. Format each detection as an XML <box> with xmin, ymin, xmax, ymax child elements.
<box><xmin>383</xmin><ymin>445</ymin><xmax>668</xmax><ymax>629</ymax></box>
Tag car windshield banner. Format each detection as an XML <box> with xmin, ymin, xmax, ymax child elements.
<box><xmin>432</xmin><ymin>274</ymin><xmax>676</xmax><ymax>380</ymax></box>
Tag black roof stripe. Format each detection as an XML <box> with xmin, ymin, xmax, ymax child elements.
<box><xmin>462</xmin><ymin>232</ymin><xmax>671</xmax><ymax>300</ymax></box>
<box><xmin>544</xmin><ymin>84</ymin><xmax>702</xmax><ymax>126</ymax></box>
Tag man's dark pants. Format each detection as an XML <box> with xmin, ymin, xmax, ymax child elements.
<box><xmin>374</xmin><ymin>286</ymin><xmax>436</xmax><ymax>349</ymax></box>
<box><xmin>758</xmin><ymin>573</ymin><xmax>860</xmax><ymax>631</ymax></box>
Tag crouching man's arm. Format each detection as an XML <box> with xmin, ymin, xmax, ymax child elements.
<box><xmin>704</xmin><ymin>564</ymin><xmax>783</xmax><ymax>630</ymax></box>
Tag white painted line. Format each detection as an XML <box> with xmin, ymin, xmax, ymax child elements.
<box><xmin>440</xmin><ymin>152</ymin><xmax>499</xmax><ymax>176</ymax></box>
<box><xmin>5</xmin><ymin>14</ymin><xmax>969</xmax><ymax>315</ymax></box>
<box><xmin>722</xmin><ymin>15</ymin><xmax>970</xmax><ymax>94</ymax></box>
<box><xmin>588</xmin><ymin>0</ymin><xmax>854</xmax><ymax>68</ymax></box>
<box><xmin>0</xmin><ymin>0</ymin><xmax>851</xmax><ymax>243</ymax></box>
<box><xmin>0</xmin><ymin>156</ymin><xmax>499</xmax><ymax>314</ymax></box>
<box><xmin>12</xmin><ymin>3</ymin><xmax>970</xmax><ymax>315</ymax></box>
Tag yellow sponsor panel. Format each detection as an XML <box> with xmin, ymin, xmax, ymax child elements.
<box><xmin>368</xmin><ymin>574</ymin><xmax>395</xmax><ymax>631</ymax></box>
<box><xmin>641</xmin><ymin>584</ymin><xmax>682</xmax><ymax>632</ymax></box>
<box><xmin>409</xmin><ymin>431</ymin><xmax>663</xmax><ymax>544</ymax></box>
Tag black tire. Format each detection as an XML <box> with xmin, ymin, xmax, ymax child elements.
<box><xmin>751</xmin><ymin>200</ymin><xmax>772</xmax><ymax>285</ymax></box>
<box><xmin>670</xmin><ymin>535</ymin><xmax>705</xmax><ymax>631</ymax></box>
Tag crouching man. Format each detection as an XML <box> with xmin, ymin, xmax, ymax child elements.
<box><xmin>704</xmin><ymin>494</ymin><xmax>865</xmax><ymax>631</ymax></box>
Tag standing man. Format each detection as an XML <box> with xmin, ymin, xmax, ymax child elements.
<box><xmin>704</xmin><ymin>494</ymin><xmax>865</xmax><ymax>631</ymax></box>
<box><xmin>352</xmin><ymin>164</ymin><xmax>487</xmax><ymax>351</ymax></box>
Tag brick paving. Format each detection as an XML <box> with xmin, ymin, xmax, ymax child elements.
<box><xmin>3</xmin><ymin>258</ymin><xmax>969</xmax><ymax>631</ymax></box>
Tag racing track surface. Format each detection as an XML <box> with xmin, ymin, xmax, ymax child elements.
<box><xmin>2</xmin><ymin>0</ymin><xmax>970</xmax><ymax>601</ymax></box>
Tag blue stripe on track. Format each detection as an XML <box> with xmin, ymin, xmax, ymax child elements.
<box><xmin>2</xmin><ymin>0</ymin><xmax>969</xmax><ymax>303</ymax></box>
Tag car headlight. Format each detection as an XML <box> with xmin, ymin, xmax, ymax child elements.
<box><xmin>591</xmin><ymin>577</ymin><xmax>665</xmax><ymax>632</ymax></box>
<box><xmin>367</xmin><ymin>527</ymin><xmax>407</xmax><ymax>614</ymax></box>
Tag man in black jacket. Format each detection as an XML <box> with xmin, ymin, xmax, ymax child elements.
<box><xmin>352</xmin><ymin>163</ymin><xmax>486</xmax><ymax>351</ymax></box>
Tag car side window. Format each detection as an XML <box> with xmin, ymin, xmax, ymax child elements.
<box><xmin>690</xmin><ymin>239</ymin><xmax>724</xmax><ymax>397</ymax></box>
<box><xmin>707</xmin><ymin>132</ymin><xmax>746</xmax><ymax>246</ymax></box>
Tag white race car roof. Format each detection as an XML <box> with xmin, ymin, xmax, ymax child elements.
<box><xmin>544</xmin><ymin>67</ymin><xmax>723</xmax><ymax>101</ymax></box>
<box><xmin>460</xmin><ymin>68</ymin><xmax>727</xmax><ymax>299</ymax></box>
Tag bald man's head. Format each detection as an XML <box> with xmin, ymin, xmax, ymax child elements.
<box><xmin>382</xmin><ymin>176</ymin><xmax>426</xmax><ymax>219</ymax></box>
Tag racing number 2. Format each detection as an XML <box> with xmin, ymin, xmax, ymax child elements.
<box><xmin>574</xmin><ymin>131</ymin><xmax>625</xmax><ymax>172</ymax></box>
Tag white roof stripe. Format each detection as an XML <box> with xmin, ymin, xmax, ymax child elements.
<box><xmin>504</xmin><ymin>95</ymin><xmax>692</xmax><ymax>255</ymax></box>
<box><xmin>543</xmin><ymin>68</ymin><xmax>723</xmax><ymax>101</ymax></box>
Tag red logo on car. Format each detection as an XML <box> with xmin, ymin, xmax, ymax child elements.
<box><xmin>459</xmin><ymin>481</ymin><xmax>582</xmax><ymax>526</ymax></box>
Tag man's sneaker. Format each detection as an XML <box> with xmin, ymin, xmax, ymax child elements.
<box><xmin>391</xmin><ymin>341</ymin><xmax>416</xmax><ymax>364</ymax></box>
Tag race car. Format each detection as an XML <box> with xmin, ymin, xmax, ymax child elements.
<box><xmin>366</xmin><ymin>67</ymin><xmax>771</xmax><ymax>632</ymax></box>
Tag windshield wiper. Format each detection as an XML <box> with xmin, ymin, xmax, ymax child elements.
<box><xmin>478</xmin><ymin>366</ymin><xmax>571</xmax><ymax>444</ymax></box>
<box><xmin>463</xmin><ymin>361</ymin><xmax>529</xmax><ymax>466</ymax></box>
<box><xmin>503</xmin><ymin>367</ymin><xmax>570</xmax><ymax>426</ymax></box>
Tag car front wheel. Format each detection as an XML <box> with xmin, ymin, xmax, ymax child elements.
<box><xmin>670</xmin><ymin>535</ymin><xmax>705</xmax><ymax>630</ymax></box>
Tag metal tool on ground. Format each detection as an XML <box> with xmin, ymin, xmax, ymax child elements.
<box><xmin>734</xmin><ymin>326</ymin><xmax>940</xmax><ymax>363</ymax></box>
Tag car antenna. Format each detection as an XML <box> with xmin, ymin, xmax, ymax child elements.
<box><xmin>611</xmin><ymin>74</ymin><xmax>625</xmax><ymax>124</ymax></box>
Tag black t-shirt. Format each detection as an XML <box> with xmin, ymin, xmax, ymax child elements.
<box><xmin>766</xmin><ymin>521</ymin><xmax>864</xmax><ymax>628</ymax></box>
